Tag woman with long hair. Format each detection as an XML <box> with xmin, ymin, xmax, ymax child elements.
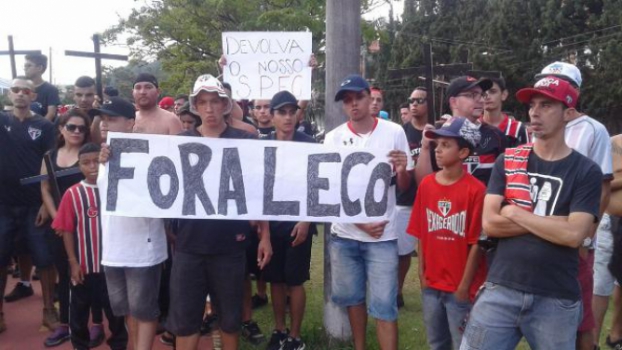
<box><xmin>40</xmin><ymin>109</ymin><xmax>96</xmax><ymax>347</ymax></box>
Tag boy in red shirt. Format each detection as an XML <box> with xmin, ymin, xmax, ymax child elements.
<box><xmin>52</xmin><ymin>143</ymin><xmax>127</xmax><ymax>350</ymax></box>
<box><xmin>407</xmin><ymin>117</ymin><xmax>486</xmax><ymax>350</ymax></box>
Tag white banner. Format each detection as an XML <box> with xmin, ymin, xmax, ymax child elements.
<box><xmin>98</xmin><ymin>132</ymin><xmax>395</xmax><ymax>223</ymax></box>
<box><xmin>222</xmin><ymin>31</ymin><xmax>312</xmax><ymax>100</ymax></box>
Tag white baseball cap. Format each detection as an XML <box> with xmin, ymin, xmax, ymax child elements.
<box><xmin>189</xmin><ymin>74</ymin><xmax>232</xmax><ymax>115</ymax></box>
<box><xmin>535</xmin><ymin>61</ymin><xmax>582</xmax><ymax>88</ymax></box>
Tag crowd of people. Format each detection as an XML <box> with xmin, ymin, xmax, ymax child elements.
<box><xmin>0</xmin><ymin>52</ymin><xmax>621</xmax><ymax>350</ymax></box>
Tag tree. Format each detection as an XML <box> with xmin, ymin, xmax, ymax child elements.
<box><xmin>102</xmin><ymin>60</ymin><xmax>165</xmax><ymax>100</ymax></box>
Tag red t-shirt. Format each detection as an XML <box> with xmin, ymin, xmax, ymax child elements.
<box><xmin>407</xmin><ymin>172</ymin><xmax>486</xmax><ymax>297</ymax></box>
<box><xmin>52</xmin><ymin>182</ymin><xmax>102</xmax><ymax>274</ymax></box>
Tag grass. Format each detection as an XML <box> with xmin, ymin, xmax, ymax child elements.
<box><xmin>240</xmin><ymin>228</ymin><xmax>617</xmax><ymax>349</ymax></box>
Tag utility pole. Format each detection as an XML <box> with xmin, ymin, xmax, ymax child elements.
<box><xmin>324</xmin><ymin>0</ymin><xmax>361</xmax><ymax>343</ymax></box>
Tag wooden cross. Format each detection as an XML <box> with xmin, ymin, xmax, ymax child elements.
<box><xmin>65</xmin><ymin>34</ymin><xmax>128</xmax><ymax>98</ymax></box>
<box><xmin>0</xmin><ymin>36</ymin><xmax>41</xmax><ymax>79</ymax></box>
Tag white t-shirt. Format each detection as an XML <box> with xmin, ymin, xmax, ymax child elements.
<box><xmin>101</xmin><ymin>215</ymin><xmax>167</xmax><ymax>267</ymax></box>
<box><xmin>323</xmin><ymin>118</ymin><xmax>414</xmax><ymax>242</ymax></box>
<box><xmin>565</xmin><ymin>115</ymin><xmax>613</xmax><ymax>179</ymax></box>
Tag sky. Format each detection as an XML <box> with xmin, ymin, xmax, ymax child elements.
<box><xmin>0</xmin><ymin>0</ymin><xmax>402</xmax><ymax>85</ymax></box>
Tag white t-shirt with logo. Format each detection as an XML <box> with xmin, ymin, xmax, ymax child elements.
<box><xmin>565</xmin><ymin>115</ymin><xmax>613</xmax><ymax>179</ymax></box>
<box><xmin>323</xmin><ymin>118</ymin><xmax>414</xmax><ymax>242</ymax></box>
<box><xmin>101</xmin><ymin>215</ymin><xmax>168</xmax><ymax>267</ymax></box>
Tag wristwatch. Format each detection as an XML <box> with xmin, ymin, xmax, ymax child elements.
<box><xmin>582</xmin><ymin>237</ymin><xmax>592</xmax><ymax>248</ymax></box>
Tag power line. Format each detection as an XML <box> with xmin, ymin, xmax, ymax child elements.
<box><xmin>542</xmin><ymin>24</ymin><xmax>622</xmax><ymax>45</ymax></box>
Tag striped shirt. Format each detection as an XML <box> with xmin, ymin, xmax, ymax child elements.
<box><xmin>52</xmin><ymin>181</ymin><xmax>102</xmax><ymax>274</ymax></box>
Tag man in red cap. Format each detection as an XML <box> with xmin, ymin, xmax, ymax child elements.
<box><xmin>158</xmin><ymin>96</ymin><xmax>175</xmax><ymax>113</ymax></box>
<box><xmin>460</xmin><ymin>76</ymin><xmax>602</xmax><ymax>349</ymax></box>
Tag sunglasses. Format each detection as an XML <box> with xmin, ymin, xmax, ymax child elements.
<box><xmin>65</xmin><ymin>124</ymin><xmax>88</xmax><ymax>133</ymax></box>
<box><xmin>10</xmin><ymin>87</ymin><xmax>32</xmax><ymax>95</ymax></box>
<box><xmin>408</xmin><ymin>97</ymin><xmax>427</xmax><ymax>105</ymax></box>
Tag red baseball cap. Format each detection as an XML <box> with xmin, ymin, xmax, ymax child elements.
<box><xmin>516</xmin><ymin>76</ymin><xmax>579</xmax><ymax>108</ymax></box>
<box><xmin>159</xmin><ymin>96</ymin><xmax>175</xmax><ymax>110</ymax></box>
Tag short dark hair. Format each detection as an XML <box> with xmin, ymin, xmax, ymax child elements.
<box><xmin>104</xmin><ymin>86</ymin><xmax>119</xmax><ymax>97</ymax></box>
<box><xmin>175</xmin><ymin>94</ymin><xmax>188</xmax><ymax>101</ymax></box>
<box><xmin>79</xmin><ymin>143</ymin><xmax>101</xmax><ymax>157</ymax></box>
<box><xmin>457</xmin><ymin>137</ymin><xmax>474</xmax><ymax>156</ymax></box>
<box><xmin>74</xmin><ymin>76</ymin><xmax>96</xmax><ymax>88</ymax></box>
<box><xmin>413</xmin><ymin>86</ymin><xmax>427</xmax><ymax>92</ymax></box>
<box><xmin>489</xmin><ymin>77</ymin><xmax>506</xmax><ymax>91</ymax></box>
<box><xmin>222</xmin><ymin>82</ymin><xmax>232</xmax><ymax>91</ymax></box>
<box><xmin>25</xmin><ymin>53</ymin><xmax>48</xmax><ymax>72</ymax></box>
<box><xmin>399</xmin><ymin>103</ymin><xmax>410</xmax><ymax>109</ymax></box>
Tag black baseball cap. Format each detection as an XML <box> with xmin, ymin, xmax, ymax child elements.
<box><xmin>133</xmin><ymin>72</ymin><xmax>159</xmax><ymax>88</ymax></box>
<box><xmin>88</xmin><ymin>97</ymin><xmax>136</xmax><ymax>119</ymax></box>
<box><xmin>446</xmin><ymin>76</ymin><xmax>493</xmax><ymax>99</ymax></box>
<box><xmin>270</xmin><ymin>91</ymin><xmax>300</xmax><ymax>112</ymax></box>
<box><xmin>335</xmin><ymin>74</ymin><xmax>370</xmax><ymax>102</ymax></box>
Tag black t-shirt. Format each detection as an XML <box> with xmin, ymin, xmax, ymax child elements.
<box><xmin>396</xmin><ymin>122</ymin><xmax>437</xmax><ymax>206</ymax></box>
<box><xmin>0</xmin><ymin>112</ymin><xmax>55</xmax><ymax>206</ymax></box>
<box><xmin>49</xmin><ymin>148</ymin><xmax>84</xmax><ymax>196</ymax></box>
<box><xmin>258</xmin><ymin>126</ymin><xmax>275</xmax><ymax>139</ymax></box>
<box><xmin>174</xmin><ymin>126</ymin><xmax>258</xmax><ymax>255</ymax></box>
<box><xmin>266</xmin><ymin>131</ymin><xmax>318</xmax><ymax>237</ymax></box>
<box><xmin>487</xmin><ymin>150</ymin><xmax>602</xmax><ymax>300</ymax></box>
<box><xmin>295</xmin><ymin>120</ymin><xmax>314</xmax><ymax>137</ymax></box>
<box><xmin>464</xmin><ymin>123</ymin><xmax>506</xmax><ymax>185</ymax></box>
<box><xmin>31</xmin><ymin>82</ymin><xmax>61</xmax><ymax>117</ymax></box>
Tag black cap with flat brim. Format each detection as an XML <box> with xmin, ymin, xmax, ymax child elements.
<box><xmin>88</xmin><ymin>96</ymin><xmax>136</xmax><ymax>119</ymax></box>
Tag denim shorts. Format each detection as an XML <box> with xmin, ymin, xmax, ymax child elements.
<box><xmin>0</xmin><ymin>204</ymin><xmax>54</xmax><ymax>268</ymax></box>
<box><xmin>594</xmin><ymin>214</ymin><xmax>616</xmax><ymax>296</ymax></box>
<box><xmin>460</xmin><ymin>282</ymin><xmax>581</xmax><ymax>350</ymax></box>
<box><xmin>104</xmin><ymin>264</ymin><xmax>162</xmax><ymax>321</ymax></box>
<box><xmin>329</xmin><ymin>234</ymin><xmax>398</xmax><ymax>321</ymax></box>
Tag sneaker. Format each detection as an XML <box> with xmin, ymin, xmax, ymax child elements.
<box><xmin>200</xmin><ymin>314</ymin><xmax>219</xmax><ymax>336</ymax></box>
<box><xmin>0</xmin><ymin>312</ymin><xmax>6</xmax><ymax>334</ymax></box>
<box><xmin>89</xmin><ymin>324</ymin><xmax>105</xmax><ymax>348</ymax></box>
<box><xmin>397</xmin><ymin>294</ymin><xmax>405</xmax><ymax>309</ymax></box>
<box><xmin>159</xmin><ymin>332</ymin><xmax>175</xmax><ymax>347</ymax></box>
<box><xmin>4</xmin><ymin>282</ymin><xmax>34</xmax><ymax>302</ymax></box>
<box><xmin>606</xmin><ymin>336</ymin><xmax>622</xmax><ymax>350</ymax></box>
<box><xmin>42</xmin><ymin>308</ymin><xmax>60</xmax><ymax>331</ymax></box>
<box><xmin>44</xmin><ymin>325</ymin><xmax>70</xmax><ymax>347</ymax></box>
<box><xmin>281</xmin><ymin>336</ymin><xmax>306</xmax><ymax>350</ymax></box>
<box><xmin>241</xmin><ymin>320</ymin><xmax>265</xmax><ymax>345</ymax></box>
<box><xmin>266</xmin><ymin>329</ymin><xmax>288</xmax><ymax>350</ymax></box>
<box><xmin>251</xmin><ymin>294</ymin><xmax>269</xmax><ymax>309</ymax></box>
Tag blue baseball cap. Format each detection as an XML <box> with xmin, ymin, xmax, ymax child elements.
<box><xmin>424</xmin><ymin>117</ymin><xmax>481</xmax><ymax>148</ymax></box>
<box><xmin>334</xmin><ymin>74</ymin><xmax>370</xmax><ymax>102</ymax></box>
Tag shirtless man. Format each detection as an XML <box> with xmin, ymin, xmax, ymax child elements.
<box><xmin>132</xmin><ymin>73</ymin><xmax>182</xmax><ymax>135</ymax></box>
<box><xmin>221</xmin><ymin>82</ymin><xmax>257</xmax><ymax>135</ymax></box>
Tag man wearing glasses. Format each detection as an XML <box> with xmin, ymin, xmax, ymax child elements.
<box><xmin>395</xmin><ymin>87</ymin><xmax>434</xmax><ymax>308</ymax></box>
<box><xmin>416</xmin><ymin>76</ymin><xmax>506</xmax><ymax>186</ymax></box>
<box><xmin>0</xmin><ymin>77</ymin><xmax>56</xmax><ymax>333</ymax></box>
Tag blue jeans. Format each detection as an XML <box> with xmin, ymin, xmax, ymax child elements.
<box><xmin>423</xmin><ymin>288</ymin><xmax>471</xmax><ymax>350</ymax></box>
<box><xmin>0</xmin><ymin>204</ymin><xmax>53</xmax><ymax>268</ymax></box>
<box><xmin>329</xmin><ymin>235</ymin><xmax>398</xmax><ymax>321</ymax></box>
<box><xmin>460</xmin><ymin>282</ymin><xmax>581</xmax><ymax>350</ymax></box>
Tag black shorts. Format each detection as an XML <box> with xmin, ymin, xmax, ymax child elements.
<box><xmin>167</xmin><ymin>251</ymin><xmax>245</xmax><ymax>335</ymax></box>
<box><xmin>262</xmin><ymin>230</ymin><xmax>312</xmax><ymax>287</ymax></box>
<box><xmin>246</xmin><ymin>231</ymin><xmax>261</xmax><ymax>277</ymax></box>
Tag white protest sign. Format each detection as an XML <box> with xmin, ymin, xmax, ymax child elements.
<box><xmin>98</xmin><ymin>132</ymin><xmax>396</xmax><ymax>223</ymax></box>
<box><xmin>222</xmin><ymin>31</ymin><xmax>312</xmax><ymax>100</ymax></box>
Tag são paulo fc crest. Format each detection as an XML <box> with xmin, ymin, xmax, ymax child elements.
<box><xmin>438</xmin><ymin>199</ymin><xmax>451</xmax><ymax>217</ymax></box>
<box><xmin>28</xmin><ymin>126</ymin><xmax>42</xmax><ymax>140</ymax></box>
<box><xmin>87</xmin><ymin>206</ymin><xmax>98</xmax><ymax>218</ymax></box>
